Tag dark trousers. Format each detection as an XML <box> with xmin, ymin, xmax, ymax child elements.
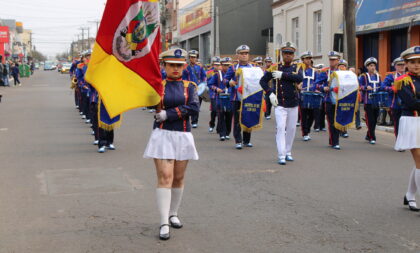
<box><xmin>264</xmin><ymin>94</ymin><xmax>272</xmax><ymax>117</ymax></box>
<box><xmin>90</xmin><ymin>102</ymin><xmax>99</xmax><ymax>141</ymax></box>
<box><xmin>209</xmin><ymin>99</ymin><xmax>217</xmax><ymax>128</ymax></box>
<box><xmin>325</xmin><ymin>102</ymin><xmax>340</xmax><ymax>146</ymax></box>
<box><xmin>233</xmin><ymin>101</ymin><xmax>251</xmax><ymax>144</ymax></box>
<box><xmin>12</xmin><ymin>74</ymin><xmax>20</xmax><ymax>85</ymax></box>
<box><xmin>391</xmin><ymin>108</ymin><xmax>402</xmax><ymax>137</ymax></box>
<box><xmin>364</xmin><ymin>104</ymin><xmax>379</xmax><ymax>141</ymax></box>
<box><xmin>217</xmin><ymin>109</ymin><xmax>232</xmax><ymax>137</ymax></box>
<box><xmin>191</xmin><ymin>97</ymin><xmax>202</xmax><ymax>124</ymax></box>
<box><xmin>81</xmin><ymin>92</ymin><xmax>90</xmax><ymax>118</ymax></box>
<box><xmin>300</xmin><ymin>107</ymin><xmax>315</xmax><ymax>136</ymax></box>
<box><xmin>99</xmin><ymin>128</ymin><xmax>114</xmax><ymax>148</ymax></box>
<box><xmin>355</xmin><ymin>106</ymin><xmax>361</xmax><ymax>128</ymax></box>
<box><xmin>314</xmin><ymin>106</ymin><xmax>326</xmax><ymax>130</ymax></box>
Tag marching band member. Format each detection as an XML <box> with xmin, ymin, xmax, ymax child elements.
<box><xmin>260</xmin><ymin>42</ymin><xmax>303</xmax><ymax>165</ymax></box>
<box><xmin>264</xmin><ymin>57</ymin><xmax>274</xmax><ymax>120</ymax></box>
<box><xmin>381</xmin><ymin>57</ymin><xmax>405</xmax><ymax>137</ymax></box>
<box><xmin>224</xmin><ymin>45</ymin><xmax>254</xmax><ymax>149</ymax></box>
<box><xmin>206</xmin><ymin>57</ymin><xmax>221</xmax><ymax>133</ymax></box>
<box><xmin>208</xmin><ymin>57</ymin><xmax>232</xmax><ymax>140</ymax></box>
<box><xmin>314</xmin><ymin>51</ymin><xmax>341</xmax><ymax>149</ymax></box>
<box><xmin>299</xmin><ymin>51</ymin><xmax>319</xmax><ymax>141</ymax></box>
<box><xmin>393</xmin><ymin>46</ymin><xmax>420</xmax><ymax>212</ymax></box>
<box><xmin>144</xmin><ymin>48</ymin><xmax>200</xmax><ymax>240</ymax></box>
<box><xmin>313</xmin><ymin>63</ymin><xmax>327</xmax><ymax>132</ymax></box>
<box><xmin>359</xmin><ymin>57</ymin><xmax>381</xmax><ymax>145</ymax></box>
<box><xmin>337</xmin><ymin>59</ymin><xmax>350</xmax><ymax>138</ymax></box>
<box><xmin>182</xmin><ymin>50</ymin><xmax>207</xmax><ymax>128</ymax></box>
<box><xmin>253</xmin><ymin>57</ymin><xmax>263</xmax><ymax>68</ymax></box>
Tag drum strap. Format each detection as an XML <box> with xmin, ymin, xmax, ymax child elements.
<box><xmin>303</xmin><ymin>68</ymin><xmax>315</xmax><ymax>91</ymax></box>
<box><xmin>367</xmin><ymin>73</ymin><xmax>380</xmax><ymax>92</ymax></box>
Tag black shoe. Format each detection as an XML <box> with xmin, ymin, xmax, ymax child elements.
<box><xmin>159</xmin><ymin>224</ymin><xmax>170</xmax><ymax>240</ymax></box>
<box><xmin>404</xmin><ymin>196</ymin><xmax>420</xmax><ymax>212</ymax></box>
<box><xmin>169</xmin><ymin>215</ymin><xmax>183</xmax><ymax>229</ymax></box>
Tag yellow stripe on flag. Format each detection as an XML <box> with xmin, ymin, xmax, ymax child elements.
<box><xmin>85</xmin><ymin>42</ymin><xmax>160</xmax><ymax>118</ymax></box>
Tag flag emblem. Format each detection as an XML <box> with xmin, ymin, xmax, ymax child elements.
<box><xmin>114</xmin><ymin>2</ymin><xmax>159</xmax><ymax>62</ymax></box>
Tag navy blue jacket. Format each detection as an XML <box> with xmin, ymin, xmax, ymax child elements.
<box><xmin>359</xmin><ymin>73</ymin><xmax>381</xmax><ymax>105</ymax></box>
<box><xmin>154</xmin><ymin>80</ymin><xmax>200</xmax><ymax>132</ymax></box>
<box><xmin>381</xmin><ymin>72</ymin><xmax>403</xmax><ymax>109</ymax></box>
<box><xmin>224</xmin><ymin>63</ymin><xmax>253</xmax><ymax>101</ymax></box>
<box><xmin>396</xmin><ymin>74</ymin><xmax>420</xmax><ymax>117</ymax></box>
<box><xmin>259</xmin><ymin>63</ymin><xmax>303</xmax><ymax>108</ymax></box>
<box><xmin>182</xmin><ymin>64</ymin><xmax>206</xmax><ymax>84</ymax></box>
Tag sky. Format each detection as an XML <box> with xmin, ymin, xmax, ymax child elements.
<box><xmin>0</xmin><ymin>0</ymin><xmax>106</xmax><ymax>57</ymax></box>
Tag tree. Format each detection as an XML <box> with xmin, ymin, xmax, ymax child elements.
<box><xmin>344</xmin><ymin>0</ymin><xmax>356</xmax><ymax>68</ymax></box>
<box><xmin>31</xmin><ymin>49</ymin><xmax>47</xmax><ymax>62</ymax></box>
<box><xmin>56</xmin><ymin>52</ymin><xmax>70</xmax><ymax>61</ymax></box>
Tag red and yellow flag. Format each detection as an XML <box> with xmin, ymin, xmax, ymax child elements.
<box><xmin>85</xmin><ymin>0</ymin><xmax>162</xmax><ymax>118</ymax></box>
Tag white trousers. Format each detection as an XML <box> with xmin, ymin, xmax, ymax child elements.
<box><xmin>275</xmin><ymin>106</ymin><xmax>298</xmax><ymax>159</ymax></box>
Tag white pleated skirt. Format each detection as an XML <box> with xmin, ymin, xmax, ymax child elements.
<box><xmin>395</xmin><ymin>116</ymin><xmax>420</xmax><ymax>151</ymax></box>
<box><xmin>143</xmin><ymin>128</ymin><xmax>199</xmax><ymax>161</ymax></box>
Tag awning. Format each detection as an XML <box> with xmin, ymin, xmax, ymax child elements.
<box><xmin>356</xmin><ymin>0</ymin><xmax>420</xmax><ymax>35</ymax></box>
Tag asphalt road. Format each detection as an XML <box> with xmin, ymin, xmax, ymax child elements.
<box><xmin>0</xmin><ymin>71</ymin><xmax>419</xmax><ymax>253</ymax></box>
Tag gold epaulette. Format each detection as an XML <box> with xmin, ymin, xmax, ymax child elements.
<box><xmin>386</xmin><ymin>71</ymin><xmax>394</xmax><ymax>76</ymax></box>
<box><xmin>320</xmin><ymin>67</ymin><xmax>329</xmax><ymax>72</ymax></box>
<box><xmin>77</xmin><ymin>63</ymin><xmax>85</xmax><ymax>69</ymax></box>
<box><xmin>394</xmin><ymin>74</ymin><xmax>411</xmax><ymax>91</ymax></box>
<box><xmin>266</xmin><ymin>64</ymin><xmax>278</xmax><ymax>72</ymax></box>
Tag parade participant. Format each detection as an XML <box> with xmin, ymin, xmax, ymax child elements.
<box><xmin>359</xmin><ymin>57</ymin><xmax>381</xmax><ymax>145</ymax></box>
<box><xmin>89</xmin><ymin>85</ymin><xmax>99</xmax><ymax>145</ymax></box>
<box><xmin>314</xmin><ymin>51</ymin><xmax>341</xmax><ymax>149</ymax></box>
<box><xmin>381</xmin><ymin>57</ymin><xmax>405</xmax><ymax>137</ymax></box>
<box><xmin>97</xmin><ymin>95</ymin><xmax>120</xmax><ymax>153</ymax></box>
<box><xmin>206</xmin><ymin>56</ymin><xmax>221</xmax><ymax>133</ymax></box>
<box><xmin>299</xmin><ymin>51</ymin><xmax>320</xmax><ymax>141</ymax></box>
<box><xmin>75</xmin><ymin>55</ymin><xmax>89</xmax><ymax>121</ymax></box>
<box><xmin>253</xmin><ymin>57</ymin><xmax>263</xmax><ymax>68</ymax></box>
<box><xmin>337</xmin><ymin>59</ymin><xmax>350</xmax><ymax>138</ymax></box>
<box><xmin>313</xmin><ymin>63</ymin><xmax>327</xmax><ymax>132</ymax></box>
<box><xmin>393</xmin><ymin>46</ymin><xmax>420</xmax><ymax>212</ymax></box>
<box><xmin>224</xmin><ymin>45</ymin><xmax>254</xmax><ymax>149</ymax></box>
<box><xmin>182</xmin><ymin>50</ymin><xmax>206</xmax><ymax>128</ymax></box>
<box><xmin>264</xmin><ymin>57</ymin><xmax>274</xmax><ymax>120</ymax></box>
<box><xmin>70</xmin><ymin>57</ymin><xmax>81</xmax><ymax>109</ymax></box>
<box><xmin>144</xmin><ymin>48</ymin><xmax>200</xmax><ymax>240</ymax></box>
<box><xmin>208</xmin><ymin>57</ymin><xmax>232</xmax><ymax>140</ymax></box>
<box><xmin>260</xmin><ymin>42</ymin><xmax>303</xmax><ymax>165</ymax></box>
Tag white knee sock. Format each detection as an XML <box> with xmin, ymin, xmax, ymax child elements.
<box><xmin>406</xmin><ymin>167</ymin><xmax>417</xmax><ymax>201</ymax></box>
<box><xmin>169</xmin><ymin>188</ymin><xmax>184</xmax><ymax>220</ymax></box>
<box><xmin>414</xmin><ymin>169</ymin><xmax>420</xmax><ymax>198</ymax></box>
<box><xmin>156</xmin><ymin>188</ymin><xmax>171</xmax><ymax>226</ymax></box>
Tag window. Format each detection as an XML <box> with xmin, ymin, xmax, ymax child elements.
<box><xmin>314</xmin><ymin>11</ymin><xmax>322</xmax><ymax>54</ymax></box>
<box><xmin>292</xmin><ymin>17</ymin><xmax>299</xmax><ymax>51</ymax></box>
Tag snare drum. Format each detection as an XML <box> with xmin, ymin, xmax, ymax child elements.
<box><xmin>370</xmin><ymin>92</ymin><xmax>389</xmax><ymax>108</ymax></box>
<box><xmin>301</xmin><ymin>92</ymin><xmax>324</xmax><ymax>109</ymax></box>
<box><xmin>197</xmin><ymin>82</ymin><xmax>210</xmax><ymax>102</ymax></box>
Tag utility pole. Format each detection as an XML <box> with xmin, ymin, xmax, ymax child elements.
<box><xmin>87</xmin><ymin>27</ymin><xmax>90</xmax><ymax>49</ymax></box>
<box><xmin>88</xmin><ymin>20</ymin><xmax>100</xmax><ymax>37</ymax></box>
<box><xmin>344</xmin><ymin>0</ymin><xmax>356</xmax><ymax>68</ymax></box>
<box><xmin>79</xmin><ymin>27</ymin><xmax>88</xmax><ymax>51</ymax></box>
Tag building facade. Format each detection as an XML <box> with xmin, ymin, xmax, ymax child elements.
<box><xmin>272</xmin><ymin>0</ymin><xmax>343</xmax><ymax>64</ymax></box>
<box><xmin>355</xmin><ymin>0</ymin><xmax>420</xmax><ymax>77</ymax></box>
<box><xmin>173</xmin><ymin>0</ymin><xmax>273</xmax><ymax>64</ymax></box>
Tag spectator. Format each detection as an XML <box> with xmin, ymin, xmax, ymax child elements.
<box><xmin>11</xmin><ymin>63</ymin><xmax>21</xmax><ymax>86</ymax></box>
<box><xmin>3</xmin><ymin>60</ymin><xmax>10</xmax><ymax>86</ymax></box>
<box><xmin>0</xmin><ymin>56</ymin><xmax>4</xmax><ymax>86</ymax></box>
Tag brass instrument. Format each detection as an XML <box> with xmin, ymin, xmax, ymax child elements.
<box><xmin>70</xmin><ymin>77</ymin><xmax>78</xmax><ymax>89</ymax></box>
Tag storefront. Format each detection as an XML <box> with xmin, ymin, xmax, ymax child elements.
<box><xmin>356</xmin><ymin>0</ymin><xmax>420</xmax><ymax>76</ymax></box>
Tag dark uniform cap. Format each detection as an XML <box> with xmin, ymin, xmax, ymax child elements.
<box><xmin>364</xmin><ymin>57</ymin><xmax>377</xmax><ymax>67</ymax></box>
<box><xmin>400</xmin><ymin>46</ymin><xmax>420</xmax><ymax>60</ymax></box>
<box><xmin>161</xmin><ymin>48</ymin><xmax>188</xmax><ymax>64</ymax></box>
<box><xmin>328</xmin><ymin>51</ymin><xmax>341</xmax><ymax>59</ymax></box>
<box><xmin>236</xmin><ymin>45</ymin><xmax>250</xmax><ymax>54</ymax></box>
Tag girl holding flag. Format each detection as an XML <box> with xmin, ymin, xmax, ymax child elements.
<box><xmin>144</xmin><ymin>48</ymin><xmax>200</xmax><ymax>240</ymax></box>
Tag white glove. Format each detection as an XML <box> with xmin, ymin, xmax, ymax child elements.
<box><xmin>269</xmin><ymin>93</ymin><xmax>278</xmax><ymax>107</ymax></box>
<box><xmin>272</xmin><ymin>71</ymin><xmax>283</xmax><ymax>80</ymax></box>
<box><xmin>155</xmin><ymin>110</ymin><xmax>167</xmax><ymax>123</ymax></box>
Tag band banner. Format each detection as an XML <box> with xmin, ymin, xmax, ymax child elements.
<box><xmin>330</xmin><ymin>71</ymin><xmax>359</xmax><ymax>131</ymax></box>
<box><xmin>238</xmin><ymin>67</ymin><xmax>265</xmax><ymax>132</ymax></box>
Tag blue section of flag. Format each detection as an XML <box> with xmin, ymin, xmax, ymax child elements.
<box><xmin>335</xmin><ymin>90</ymin><xmax>358</xmax><ymax>129</ymax></box>
<box><xmin>240</xmin><ymin>90</ymin><xmax>264</xmax><ymax>130</ymax></box>
<box><xmin>100</xmin><ymin>102</ymin><xmax>121</xmax><ymax>126</ymax></box>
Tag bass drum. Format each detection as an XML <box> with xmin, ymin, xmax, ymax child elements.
<box><xmin>197</xmin><ymin>82</ymin><xmax>210</xmax><ymax>102</ymax></box>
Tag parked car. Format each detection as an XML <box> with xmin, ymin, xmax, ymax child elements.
<box><xmin>60</xmin><ymin>63</ymin><xmax>72</xmax><ymax>74</ymax></box>
<box><xmin>44</xmin><ymin>61</ymin><xmax>56</xmax><ymax>71</ymax></box>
